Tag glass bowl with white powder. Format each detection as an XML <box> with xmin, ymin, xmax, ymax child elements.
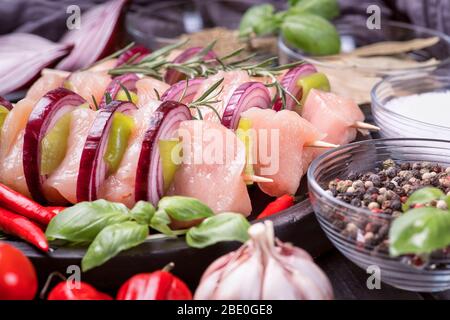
<box><xmin>372</xmin><ymin>70</ymin><xmax>450</xmax><ymax>140</ymax></box>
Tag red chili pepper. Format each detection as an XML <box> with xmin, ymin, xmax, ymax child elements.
<box><xmin>47</xmin><ymin>281</ymin><xmax>112</xmax><ymax>300</ymax></box>
<box><xmin>257</xmin><ymin>194</ymin><xmax>295</xmax><ymax>219</ymax></box>
<box><xmin>0</xmin><ymin>207</ymin><xmax>49</xmax><ymax>252</ymax></box>
<box><xmin>116</xmin><ymin>263</ymin><xmax>192</xmax><ymax>300</ymax></box>
<box><xmin>46</xmin><ymin>206</ymin><xmax>66</xmax><ymax>215</ymax></box>
<box><xmin>0</xmin><ymin>183</ymin><xmax>55</xmax><ymax>225</ymax></box>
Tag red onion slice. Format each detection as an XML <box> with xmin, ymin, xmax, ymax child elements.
<box><xmin>164</xmin><ymin>47</ymin><xmax>217</xmax><ymax>85</ymax></box>
<box><xmin>135</xmin><ymin>101</ymin><xmax>191</xmax><ymax>205</ymax></box>
<box><xmin>280</xmin><ymin>63</ymin><xmax>317</xmax><ymax>110</ymax></box>
<box><xmin>77</xmin><ymin>100</ymin><xmax>137</xmax><ymax>202</ymax></box>
<box><xmin>56</xmin><ymin>0</ymin><xmax>129</xmax><ymax>71</ymax></box>
<box><xmin>0</xmin><ymin>33</ymin><xmax>71</xmax><ymax>95</ymax></box>
<box><xmin>23</xmin><ymin>88</ymin><xmax>86</xmax><ymax>203</ymax></box>
<box><xmin>116</xmin><ymin>45</ymin><xmax>151</xmax><ymax>66</ymax></box>
<box><xmin>0</xmin><ymin>96</ymin><xmax>13</xmax><ymax>110</ymax></box>
<box><xmin>222</xmin><ymin>82</ymin><xmax>271</xmax><ymax>129</ymax></box>
<box><xmin>99</xmin><ymin>73</ymin><xmax>140</xmax><ymax>107</ymax></box>
<box><xmin>160</xmin><ymin>78</ymin><xmax>205</xmax><ymax>104</ymax></box>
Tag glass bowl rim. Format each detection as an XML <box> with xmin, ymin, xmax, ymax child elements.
<box><xmin>307</xmin><ymin>137</ymin><xmax>450</xmax><ymax>221</ymax></box>
<box><xmin>371</xmin><ymin>72</ymin><xmax>450</xmax><ymax>130</ymax></box>
<box><xmin>278</xmin><ymin>20</ymin><xmax>450</xmax><ymax>73</ymax></box>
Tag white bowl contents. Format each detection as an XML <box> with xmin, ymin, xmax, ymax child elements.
<box><xmin>372</xmin><ymin>71</ymin><xmax>450</xmax><ymax>140</ymax></box>
<box><xmin>384</xmin><ymin>91</ymin><xmax>450</xmax><ymax>128</ymax></box>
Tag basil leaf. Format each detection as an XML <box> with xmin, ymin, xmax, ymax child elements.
<box><xmin>281</xmin><ymin>13</ymin><xmax>340</xmax><ymax>55</ymax></box>
<box><xmin>150</xmin><ymin>209</ymin><xmax>175</xmax><ymax>235</ymax></box>
<box><xmin>288</xmin><ymin>0</ymin><xmax>339</xmax><ymax>20</ymax></box>
<box><xmin>186</xmin><ymin>213</ymin><xmax>250</xmax><ymax>248</ymax></box>
<box><xmin>45</xmin><ymin>200</ymin><xmax>130</xmax><ymax>242</ymax></box>
<box><xmin>389</xmin><ymin>207</ymin><xmax>450</xmax><ymax>256</ymax></box>
<box><xmin>82</xmin><ymin>221</ymin><xmax>148</xmax><ymax>272</ymax></box>
<box><xmin>158</xmin><ymin>196</ymin><xmax>214</xmax><ymax>221</ymax></box>
<box><xmin>444</xmin><ymin>196</ymin><xmax>450</xmax><ymax>209</ymax></box>
<box><xmin>239</xmin><ymin>4</ymin><xmax>278</xmax><ymax>37</ymax></box>
<box><xmin>402</xmin><ymin>187</ymin><xmax>445</xmax><ymax>212</ymax></box>
<box><xmin>130</xmin><ymin>201</ymin><xmax>155</xmax><ymax>225</ymax></box>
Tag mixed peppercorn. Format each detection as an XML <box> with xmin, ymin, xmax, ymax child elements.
<box><xmin>324</xmin><ymin>159</ymin><xmax>450</xmax><ymax>253</ymax></box>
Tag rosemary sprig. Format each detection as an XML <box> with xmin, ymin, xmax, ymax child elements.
<box><xmin>92</xmin><ymin>95</ymin><xmax>99</xmax><ymax>110</ymax></box>
<box><xmin>87</xmin><ymin>42</ymin><xmax>135</xmax><ymax>70</ymax></box>
<box><xmin>109</xmin><ymin>40</ymin><xmax>188</xmax><ymax>78</ymax></box>
<box><xmin>105</xmin><ymin>92</ymin><xmax>112</xmax><ymax>105</ymax></box>
<box><xmin>107</xmin><ymin>40</ymin><xmax>305</xmax><ymax>110</ymax></box>
<box><xmin>188</xmin><ymin>78</ymin><xmax>224</xmax><ymax>121</ymax></box>
<box><xmin>119</xmin><ymin>83</ymin><xmax>133</xmax><ymax>103</ymax></box>
<box><xmin>154</xmin><ymin>88</ymin><xmax>161</xmax><ymax>101</ymax></box>
<box><xmin>179</xmin><ymin>79</ymin><xmax>189</xmax><ymax>103</ymax></box>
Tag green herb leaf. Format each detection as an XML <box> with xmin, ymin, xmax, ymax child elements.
<box><xmin>239</xmin><ymin>4</ymin><xmax>279</xmax><ymax>37</ymax></box>
<box><xmin>45</xmin><ymin>200</ymin><xmax>130</xmax><ymax>242</ymax></box>
<box><xmin>158</xmin><ymin>196</ymin><xmax>214</xmax><ymax>221</ymax></box>
<box><xmin>186</xmin><ymin>212</ymin><xmax>250</xmax><ymax>248</ymax></box>
<box><xmin>288</xmin><ymin>0</ymin><xmax>339</xmax><ymax>20</ymax></box>
<box><xmin>281</xmin><ymin>13</ymin><xmax>340</xmax><ymax>55</ymax></box>
<box><xmin>389</xmin><ymin>207</ymin><xmax>450</xmax><ymax>256</ymax></box>
<box><xmin>402</xmin><ymin>187</ymin><xmax>445</xmax><ymax>212</ymax></box>
<box><xmin>130</xmin><ymin>201</ymin><xmax>155</xmax><ymax>225</ymax></box>
<box><xmin>150</xmin><ymin>209</ymin><xmax>175</xmax><ymax>235</ymax></box>
<box><xmin>82</xmin><ymin>221</ymin><xmax>148</xmax><ymax>271</ymax></box>
<box><xmin>105</xmin><ymin>92</ymin><xmax>112</xmax><ymax>104</ymax></box>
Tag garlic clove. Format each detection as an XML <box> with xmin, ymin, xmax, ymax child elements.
<box><xmin>212</xmin><ymin>248</ymin><xmax>263</xmax><ymax>299</ymax></box>
<box><xmin>194</xmin><ymin>221</ymin><xmax>333</xmax><ymax>300</ymax></box>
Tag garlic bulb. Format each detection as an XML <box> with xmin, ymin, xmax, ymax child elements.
<box><xmin>194</xmin><ymin>221</ymin><xmax>333</xmax><ymax>300</ymax></box>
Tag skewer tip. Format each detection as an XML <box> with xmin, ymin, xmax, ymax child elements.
<box><xmin>352</xmin><ymin>121</ymin><xmax>380</xmax><ymax>131</ymax></box>
<box><xmin>243</xmin><ymin>174</ymin><xmax>274</xmax><ymax>183</ymax></box>
<box><xmin>305</xmin><ymin>141</ymin><xmax>339</xmax><ymax>148</ymax></box>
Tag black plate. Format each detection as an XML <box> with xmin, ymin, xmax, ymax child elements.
<box><xmin>5</xmin><ymin>187</ymin><xmax>331</xmax><ymax>293</ymax></box>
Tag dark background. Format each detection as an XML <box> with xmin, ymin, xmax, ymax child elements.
<box><xmin>0</xmin><ymin>0</ymin><xmax>448</xmax><ymax>40</ymax></box>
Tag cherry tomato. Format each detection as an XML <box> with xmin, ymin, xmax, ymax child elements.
<box><xmin>117</xmin><ymin>263</ymin><xmax>192</xmax><ymax>300</ymax></box>
<box><xmin>0</xmin><ymin>242</ymin><xmax>37</xmax><ymax>300</ymax></box>
<box><xmin>47</xmin><ymin>281</ymin><xmax>112</xmax><ymax>300</ymax></box>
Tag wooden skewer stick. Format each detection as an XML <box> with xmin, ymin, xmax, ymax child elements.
<box><xmin>243</xmin><ymin>174</ymin><xmax>273</xmax><ymax>183</ymax></box>
<box><xmin>305</xmin><ymin>141</ymin><xmax>339</xmax><ymax>148</ymax></box>
<box><xmin>352</xmin><ymin>121</ymin><xmax>380</xmax><ymax>131</ymax></box>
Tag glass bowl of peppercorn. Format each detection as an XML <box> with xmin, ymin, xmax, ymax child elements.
<box><xmin>307</xmin><ymin>138</ymin><xmax>450</xmax><ymax>292</ymax></box>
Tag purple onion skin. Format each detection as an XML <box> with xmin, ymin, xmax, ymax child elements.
<box><xmin>56</xmin><ymin>0</ymin><xmax>130</xmax><ymax>71</ymax></box>
<box><xmin>280</xmin><ymin>63</ymin><xmax>317</xmax><ymax>110</ymax></box>
<box><xmin>115</xmin><ymin>45</ymin><xmax>151</xmax><ymax>67</ymax></box>
<box><xmin>77</xmin><ymin>100</ymin><xmax>137</xmax><ymax>202</ymax></box>
<box><xmin>0</xmin><ymin>96</ymin><xmax>13</xmax><ymax>110</ymax></box>
<box><xmin>221</xmin><ymin>82</ymin><xmax>271</xmax><ymax>129</ymax></box>
<box><xmin>164</xmin><ymin>47</ymin><xmax>217</xmax><ymax>85</ymax></box>
<box><xmin>160</xmin><ymin>78</ymin><xmax>205</xmax><ymax>104</ymax></box>
<box><xmin>23</xmin><ymin>88</ymin><xmax>86</xmax><ymax>203</ymax></box>
<box><xmin>134</xmin><ymin>101</ymin><xmax>191</xmax><ymax>204</ymax></box>
<box><xmin>99</xmin><ymin>73</ymin><xmax>139</xmax><ymax>107</ymax></box>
